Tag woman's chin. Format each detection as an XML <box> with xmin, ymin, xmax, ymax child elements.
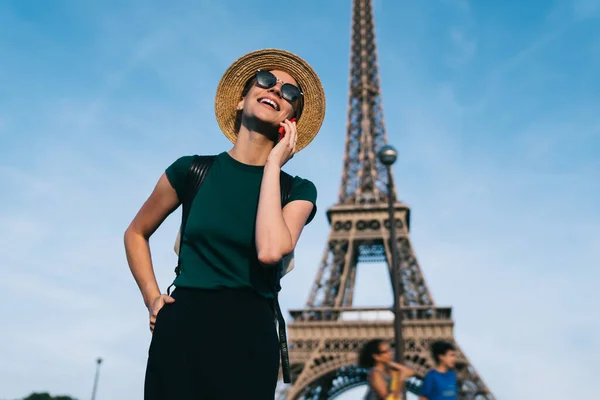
<box><xmin>256</xmin><ymin>120</ymin><xmax>280</xmax><ymax>137</ymax></box>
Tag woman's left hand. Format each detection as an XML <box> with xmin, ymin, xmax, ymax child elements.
<box><xmin>387</xmin><ymin>361</ymin><xmax>415</xmax><ymax>378</ymax></box>
<box><xmin>267</xmin><ymin>119</ymin><xmax>298</xmax><ymax>168</ymax></box>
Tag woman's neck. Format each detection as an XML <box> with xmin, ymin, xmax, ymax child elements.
<box><xmin>435</xmin><ymin>364</ymin><xmax>449</xmax><ymax>373</ymax></box>
<box><xmin>228</xmin><ymin>126</ymin><xmax>275</xmax><ymax>166</ymax></box>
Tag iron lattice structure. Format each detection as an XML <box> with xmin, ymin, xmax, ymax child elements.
<box><xmin>276</xmin><ymin>0</ymin><xmax>496</xmax><ymax>399</ymax></box>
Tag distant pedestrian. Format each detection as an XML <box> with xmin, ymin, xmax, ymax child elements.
<box><xmin>359</xmin><ymin>339</ymin><xmax>414</xmax><ymax>399</ymax></box>
<box><xmin>419</xmin><ymin>340</ymin><xmax>458</xmax><ymax>400</ymax></box>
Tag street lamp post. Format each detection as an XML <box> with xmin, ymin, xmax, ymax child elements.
<box><xmin>91</xmin><ymin>357</ymin><xmax>103</xmax><ymax>400</ymax></box>
<box><xmin>378</xmin><ymin>145</ymin><xmax>404</xmax><ymax>364</ymax></box>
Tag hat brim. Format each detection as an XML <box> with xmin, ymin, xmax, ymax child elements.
<box><xmin>214</xmin><ymin>48</ymin><xmax>326</xmax><ymax>152</ymax></box>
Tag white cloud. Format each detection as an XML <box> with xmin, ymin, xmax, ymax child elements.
<box><xmin>573</xmin><ymin>0</ymin><xmax>600</xmax><ymax>19</ymax></box>
<box><xmin>0</xmin><ymin>115</ymin><xmax>6</xmax><ymax>136</ymax></box>
<box><xmin>448</xmin><ymin>28</ymin><xmax>477</xmax><ymax>66</ymax></box>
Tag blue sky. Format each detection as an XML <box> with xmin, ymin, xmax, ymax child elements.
<box><xmin>1</xmin><ymin>0</ymin><xmax>598</xmax><ymax>399</ymax></box>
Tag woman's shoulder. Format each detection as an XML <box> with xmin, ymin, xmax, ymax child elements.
<box><xmin>165</xmin><ymin>155</ymin><xmax>197</xmax><ymax>178</ymax></box>
<box><xmin>166</xmin><ymin>153</ymin><xmax>222</xmax><ymax>174</ymax></box>
<box><xmin>169</xmin><ymin>154</ymin><xmax>195</xmax><ymax>165</ymax></box>
<box><xmin>164</xmin><ymin>154</ymin><xmax>220</xmax><ymax>196</ymax></box>
<box><xmin>281</xmin><ymin>172</ymin><xmax>318</xmax><ymax>224</ymax></box>
<box><xmin>286</xmin><ymin>173</ymin><xmax>317</xmax><ymax>196</ymax></box>
<box><xmin>367</xmin><ymin>367</ymin><xmax>391</xmax><ymax>383</ymax></box>
<box><xmin>285</xmin><ymin>173</ymin><xmax>317</xmax><ymax>204</ymax></box>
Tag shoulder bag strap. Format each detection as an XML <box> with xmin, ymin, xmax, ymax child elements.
<box><xmin>275</xmin><ymin>171</ymin><xmax>294</xmax><ymax>383</ymax></box>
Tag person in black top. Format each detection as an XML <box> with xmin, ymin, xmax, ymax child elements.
<box><xmin>124</xmin><ymin>48</ymin><xmax>326</xmax><ymax>399</ymax></box>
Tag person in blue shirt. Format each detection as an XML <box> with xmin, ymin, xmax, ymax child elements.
<box><xmin>419</xmin><ymin>340</ymin><xmax>459</xmax><ymax>400</ymax></box>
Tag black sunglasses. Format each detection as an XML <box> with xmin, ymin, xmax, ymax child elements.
<box><xmin>255</xmin><ymin>70</ymin><xmax>303</xmax><ymax>103</ymax></box>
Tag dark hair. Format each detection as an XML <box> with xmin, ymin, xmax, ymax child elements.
<box><xmin>358</xmin><ymin>339</ymin><xmax>385</xmax><ymax>369</ymax></box>
<box><xmin>233</xmin><ymin>71</ymin><xmax>304</xmax><ymax>133</ymax></box>
<box><xmin>430</xmin><ymin>340</ymin><xmax>455</xmax><ymax>364</ymax></box>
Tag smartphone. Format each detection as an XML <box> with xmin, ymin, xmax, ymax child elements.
<box><xmin>278</xmin><ymin>117</ymin><xmax>297</xmax><ymax>142</ymax></box>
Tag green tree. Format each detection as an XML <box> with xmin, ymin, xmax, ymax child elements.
<box><xmin>22</xmin><ymin>392</ymin><xmax>78</xmax><ymax>400</ymax></box>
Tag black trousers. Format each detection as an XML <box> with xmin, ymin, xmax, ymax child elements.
<box><xmin>144</xmin><ymin>287</ymin><xmax>280</xmax><ymax>399</ymax></box>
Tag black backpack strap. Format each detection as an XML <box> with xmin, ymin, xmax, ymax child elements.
<box><xmin>167</xmin><ymin>155</ymin><xmax>216</xmax><ymax>295</ymax></box>
<box><xmin>275</xmin><ymin>171</ymin><xmax>294</xmax><ymax>383</ymax></box>
<box><xmin>280</xmin><ymin>171</ymin><xmax>293</xmax><ymax>206</ymax></box>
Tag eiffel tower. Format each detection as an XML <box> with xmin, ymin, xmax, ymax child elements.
<box><xmin>277</xmin><ymin>0</ymin><xmax>495</xmax><ymax>399</ymax></box>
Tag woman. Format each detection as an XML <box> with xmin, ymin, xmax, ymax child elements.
<box><xmin>124</xmin><ymin>49</ymin><xmax>326</xmax><ymax>399</ymax></box>
<box><xmin>359</xmin><ymin>339</ymin><xmax>415</xmax><ymax>400</ymax></box>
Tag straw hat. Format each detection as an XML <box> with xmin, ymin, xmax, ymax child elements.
<box><xmin>214</xmin><ymin>48</ymin><xmax>326</xmax><ymax>152</ymax></box>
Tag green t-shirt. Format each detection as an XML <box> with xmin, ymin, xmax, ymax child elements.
<box><xmin>165</xmin><ymin>151</ymin><xmax>317</xmax><ymax>298</ymax></box>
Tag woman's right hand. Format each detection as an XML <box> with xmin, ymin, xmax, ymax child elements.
<box><xmin>267</xmin><ymin>119</ymin><xmax>298</xmax><ymax>168</ymax></box>
<box><xmin>148</xmin><ymin>294</ymin><xmax>175</xmax><ymax>333</ymax></box>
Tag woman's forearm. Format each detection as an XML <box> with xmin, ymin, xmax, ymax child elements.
<box><xmin>389</xmin><ymin>361</ymin><xmax>415</xmax><ymax>377</ymax></box>
<box><xmin>124</xmin><ymin>228</ymin><xmax>161</xmax><ymax>307</ymax></box>
<box><xmin>255</xmin><ymin>161</ymin><xmax>293</xmax><ymax>264</ymax></box>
